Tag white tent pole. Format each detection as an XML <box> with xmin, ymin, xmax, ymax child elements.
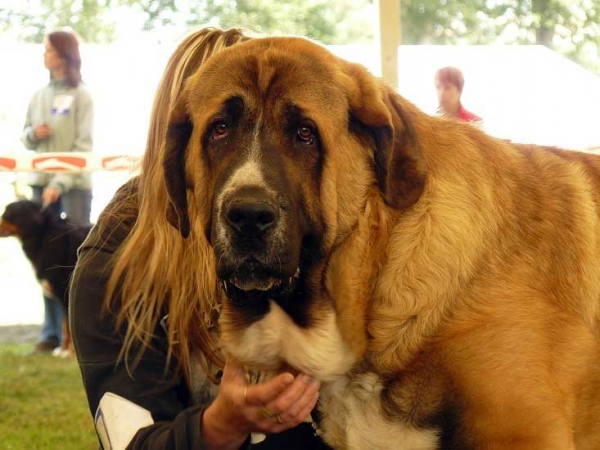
<box><xmin>377</xmin><ymin>0</ymin><xmax>401</xmax><ymax>89</ymax></box>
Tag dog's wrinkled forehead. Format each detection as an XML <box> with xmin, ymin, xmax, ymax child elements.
<box><xmin>184</xmin><ymin>37</ymin><xmax>349</xmax><ymax>123</ymax></box>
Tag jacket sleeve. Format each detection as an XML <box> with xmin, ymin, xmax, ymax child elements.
<box><xmin>70</xmin><ymin>238</ymin><xmax>222</xmax><ymax>449</ymax></box>
<box><xmin>21</xmin><ymin>96</ymin><xmax>38</xmax><ymax>150</ymax></box>
<box><xmin>50</xmin><ymin>86</ymin><xmax>94</xmax><ymax>192</ymax></box>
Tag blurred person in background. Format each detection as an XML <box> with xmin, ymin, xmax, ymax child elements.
<box><xmin>21</xmin><ymin>30</ymin><xmax>93</xmax><ymax>354</ymax></box>
<box><xmin>435</xmin><ymin>66</ymin><xmax>482</xmax><ymax>125</ymax></box>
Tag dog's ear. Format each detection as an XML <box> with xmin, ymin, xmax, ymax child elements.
<box><xmin>163</xmin><ymin>99</ymin><xmax>192</xmax><ymax>238</ymax></box>
<box><xmin>343</xmin><ymin>64</ymin><xmax>427</xmax><ymax>210</ymax></box>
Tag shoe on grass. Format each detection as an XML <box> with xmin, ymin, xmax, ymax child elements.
<box><xmin>31</xmin><ymin>337</ymin><xmax>59</xmax><ymax>354</ymax></box>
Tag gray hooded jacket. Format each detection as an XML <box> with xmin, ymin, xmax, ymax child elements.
<box><xmin>21</xmin><ymin>78</ymin><xmax>93</xmax><ymax>193</ymax></box>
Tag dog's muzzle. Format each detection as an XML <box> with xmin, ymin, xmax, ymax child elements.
<box><xmin>221</xmin><ymin>196</ymin><xmax>285</xmax><ymax>291</ymax></box>
<box><xmin>222</xmin><ymin>197</ymin><xmax>287</xmax><ymax>293</ymax></box>
<box><xmin>216</xmin><ymin>187</ymin><xmax>302</xmax><ymax>307</ymax></box>
<box><xmin>0</xmin><ymin>219</ymin><xmax>17</xmax><ymax>237</ymax></box>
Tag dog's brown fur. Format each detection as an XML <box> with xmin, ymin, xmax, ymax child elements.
<box><xmin>165</xmin><ymin>37</ymin><xmax>600</xmax><ymax>449</ymax></box>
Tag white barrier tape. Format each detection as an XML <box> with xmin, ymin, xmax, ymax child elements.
<box><xmin>0</xmin><ymin>152</ymin><xmax>140</xmax><ymax>173</ymax></box>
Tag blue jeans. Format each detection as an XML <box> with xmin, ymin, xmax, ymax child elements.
<box><xmin>41</xmin><ymin>296</ymin><xmax>63</xmax><ymax>344</ymax></box>
<box><xmin>32</xmin><ymin>186</ymin><xmax>92</xmax><ymax>343</ymax></box>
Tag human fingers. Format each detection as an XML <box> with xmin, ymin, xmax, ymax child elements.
<box><xmin>294</xmin><ymin>388</ymin><xmax>320</xmax><ymax>424</ymax></box>
<box><xmin>202</xmin><ymin>361</ymin><xmax>253</xmax><ymax>438</ymax></box>
<box><xmin>251</xmin><ymin>374</ymin><xmax>319</xmax><ymax>433</ymax></box>
<box><xmin>266</xmin><ymin>389</ymin><xmax>320</xmax><ymax>434</ymax></box>
<box><xmin>42</xmin><ymin>187</ymin><xmax>60</xmax><ymax>204</ymax></box>
<box><xmin>244</xmin><ymin>372</ymin><xmax>295</xmax><ymax>406</ymax></box>
<box><xmin>34</xmin><ymin>125</ymin><xmax>48</xmax><ymax>139</ymax></box>
<box><xmin>275</xmin><ymin>377</ymin><xmax>320</xmax><ymax>423</ymax></box>
<box><xmin>266</xmin><ymin>373</ymin><xmax>320</xmax><ymax>414</ymax></box>
<box><xmin>213</xmin><ymin>364</ymin><xmax>297</xmax><ymax>436</ymax></box>
<box><xmin>220</xmin><ymin>358</ymin><xmax>247</xmax><ymax>386</ymax></box>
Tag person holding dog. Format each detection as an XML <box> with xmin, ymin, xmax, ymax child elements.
<box><xmin>22</xmin><ymin>30</ymin><xmax>93</xmax><ymax>354</ymax></box>
<box><xmin>70</xmin><ymin>28</ymin><xmax>329</xmax><ymax>449</ymax></box>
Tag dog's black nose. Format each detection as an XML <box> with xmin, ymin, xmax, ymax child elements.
<box><xmin>226</xmin><ymin>201</ymin><xmax>278</xmax><ymax>236</ymax></box>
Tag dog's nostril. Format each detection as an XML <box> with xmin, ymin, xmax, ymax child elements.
<box><xmin>256</xmin><ymin>210</ymin><xmax>276</xmax><ymax>227</ymax></box>
<box><xmin>227</xmin><ymin>209</ymin><xmax>245</xmax><ymax>225</ymax></box>
<box><xmin>226</xmin><ymin>201</ymin><xmax>278</xmax><ymax>235</ymax></box>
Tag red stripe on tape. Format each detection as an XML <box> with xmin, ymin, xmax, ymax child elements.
<box><xmin>32</xmin><ymin>155</ymin><xmax>88</xmax><ymax>171</ymax></box>
<box><xmin>101</xmin><ymin>156</ymin><xmax>131</xmax><ymax>170</ymax></box>
<box><xmin>0</xmin><ymin>157</ymin><xmax>17</xmax><ymax>170</ymax></box>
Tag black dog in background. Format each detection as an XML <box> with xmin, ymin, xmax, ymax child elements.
<box><xmin>0</xmin><ymin>200</ymin><xmax>91</xmax><ymax>356</ymax></box>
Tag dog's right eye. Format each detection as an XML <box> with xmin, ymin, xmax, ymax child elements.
<box><xmin>297</xmin><ymin>123</ymin><xmax>316</xmax><ymax>145</ymax></box>
<box><xmin>211</xmin><ymin>121</ymin><xmax>229</xmax><ymax>141</ymax></box>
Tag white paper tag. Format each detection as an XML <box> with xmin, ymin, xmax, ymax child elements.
<box><xmin>51</xmin><ymin>94</ymin><xmax>74</xmax><ymax>116</ymax></box>
<box><xmin>95</xmin><ymin>392</ymin><xmax>154</xmax><ymax>450</ymax></box>
<box><xmin>250</xmin><ymin>432</ymin><xmax>267</xmax><ymax>444</ymax></box>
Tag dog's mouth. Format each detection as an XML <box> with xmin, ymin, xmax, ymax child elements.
<box><xmin>221</xmin><ymin>264</ymin><xmax>301</xmax><ymax>307</ymax></box>
<box><xmin>229</xmin><ymin>276</ymin><xmax>282</xmax><ymax>292</ymax></box>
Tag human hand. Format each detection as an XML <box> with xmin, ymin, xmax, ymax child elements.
<box><xmin>42</xmin><ymin>186</ymin><xmax>61</xmax><ymax>205</ymax></box>
<box><xmin>34</xmin><ymin>124</ymin><xmax>52</xmax><ymax>140</ymax></box>
<box><xmin>202</xmin><ymin>359</ymin><xmax>321</xmax><ymax>450</ymax></box>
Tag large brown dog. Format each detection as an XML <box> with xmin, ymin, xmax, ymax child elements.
<box><xmin>163</xmin><ymin>37</ymin><xmax>600</xmax><ymax>449</ymax></box>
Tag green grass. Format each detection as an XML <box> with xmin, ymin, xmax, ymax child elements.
<box><xmin>0</xmin><ymin>344</ymin><xmax>98</xmax><ymax>450</ymax></box>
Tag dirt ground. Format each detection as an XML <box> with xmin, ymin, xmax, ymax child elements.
<box><xmin>0</xmin><ymin>324</ymin><xmax>41</xmax><ymax>344</ymax></box>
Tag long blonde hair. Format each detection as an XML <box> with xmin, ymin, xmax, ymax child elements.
<box><xmin>100</xmin><ymin>28</ymin><xmax>250</xmax><ymax>383</ymax></box>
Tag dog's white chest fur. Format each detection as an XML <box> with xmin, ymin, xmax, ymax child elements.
<box><xmin>320</xmin><ymin>374</ymin><xmax>440</xmax><ymax>450</ymax></box>
<box><xmin>225</xmin><ymin>303</ymin><xmax>439</xmax><ymax>449</ymax></box>
<box><xmin>228</xmin><ymin>302</ymin><xmax>356</xmax><ymax>381</ymax></box>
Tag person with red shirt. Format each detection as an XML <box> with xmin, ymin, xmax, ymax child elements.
<box><xmin>435</xmin><ymin>66</ymin><xmax>482</xmax><ymax>124</ymax></box>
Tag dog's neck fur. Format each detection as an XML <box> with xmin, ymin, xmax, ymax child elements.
<box><xmin>326</xmin><ymin>126</ymin><xmax>505</xmax><ymax>375</ymax></box>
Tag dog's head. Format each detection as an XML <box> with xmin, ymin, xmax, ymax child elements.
<box><xmin>0</xmin><ymin>200</ymin><xmax>46</xmax><ymax>238</ymax></box>
<box><xmin>162</xmin><ymin>37</ymin><xmax>426</xmax><ymax>321</ymax></box>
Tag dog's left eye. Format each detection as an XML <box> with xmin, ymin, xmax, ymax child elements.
<box><xmin>297</xmin><ymin>124</ymin><xmax>316</xmax><ymax>145</ymax></box>
<box><xmin>211</xmin><ymin>121</ymin><xmax>229</xmax><ymax>140</ymax></box>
